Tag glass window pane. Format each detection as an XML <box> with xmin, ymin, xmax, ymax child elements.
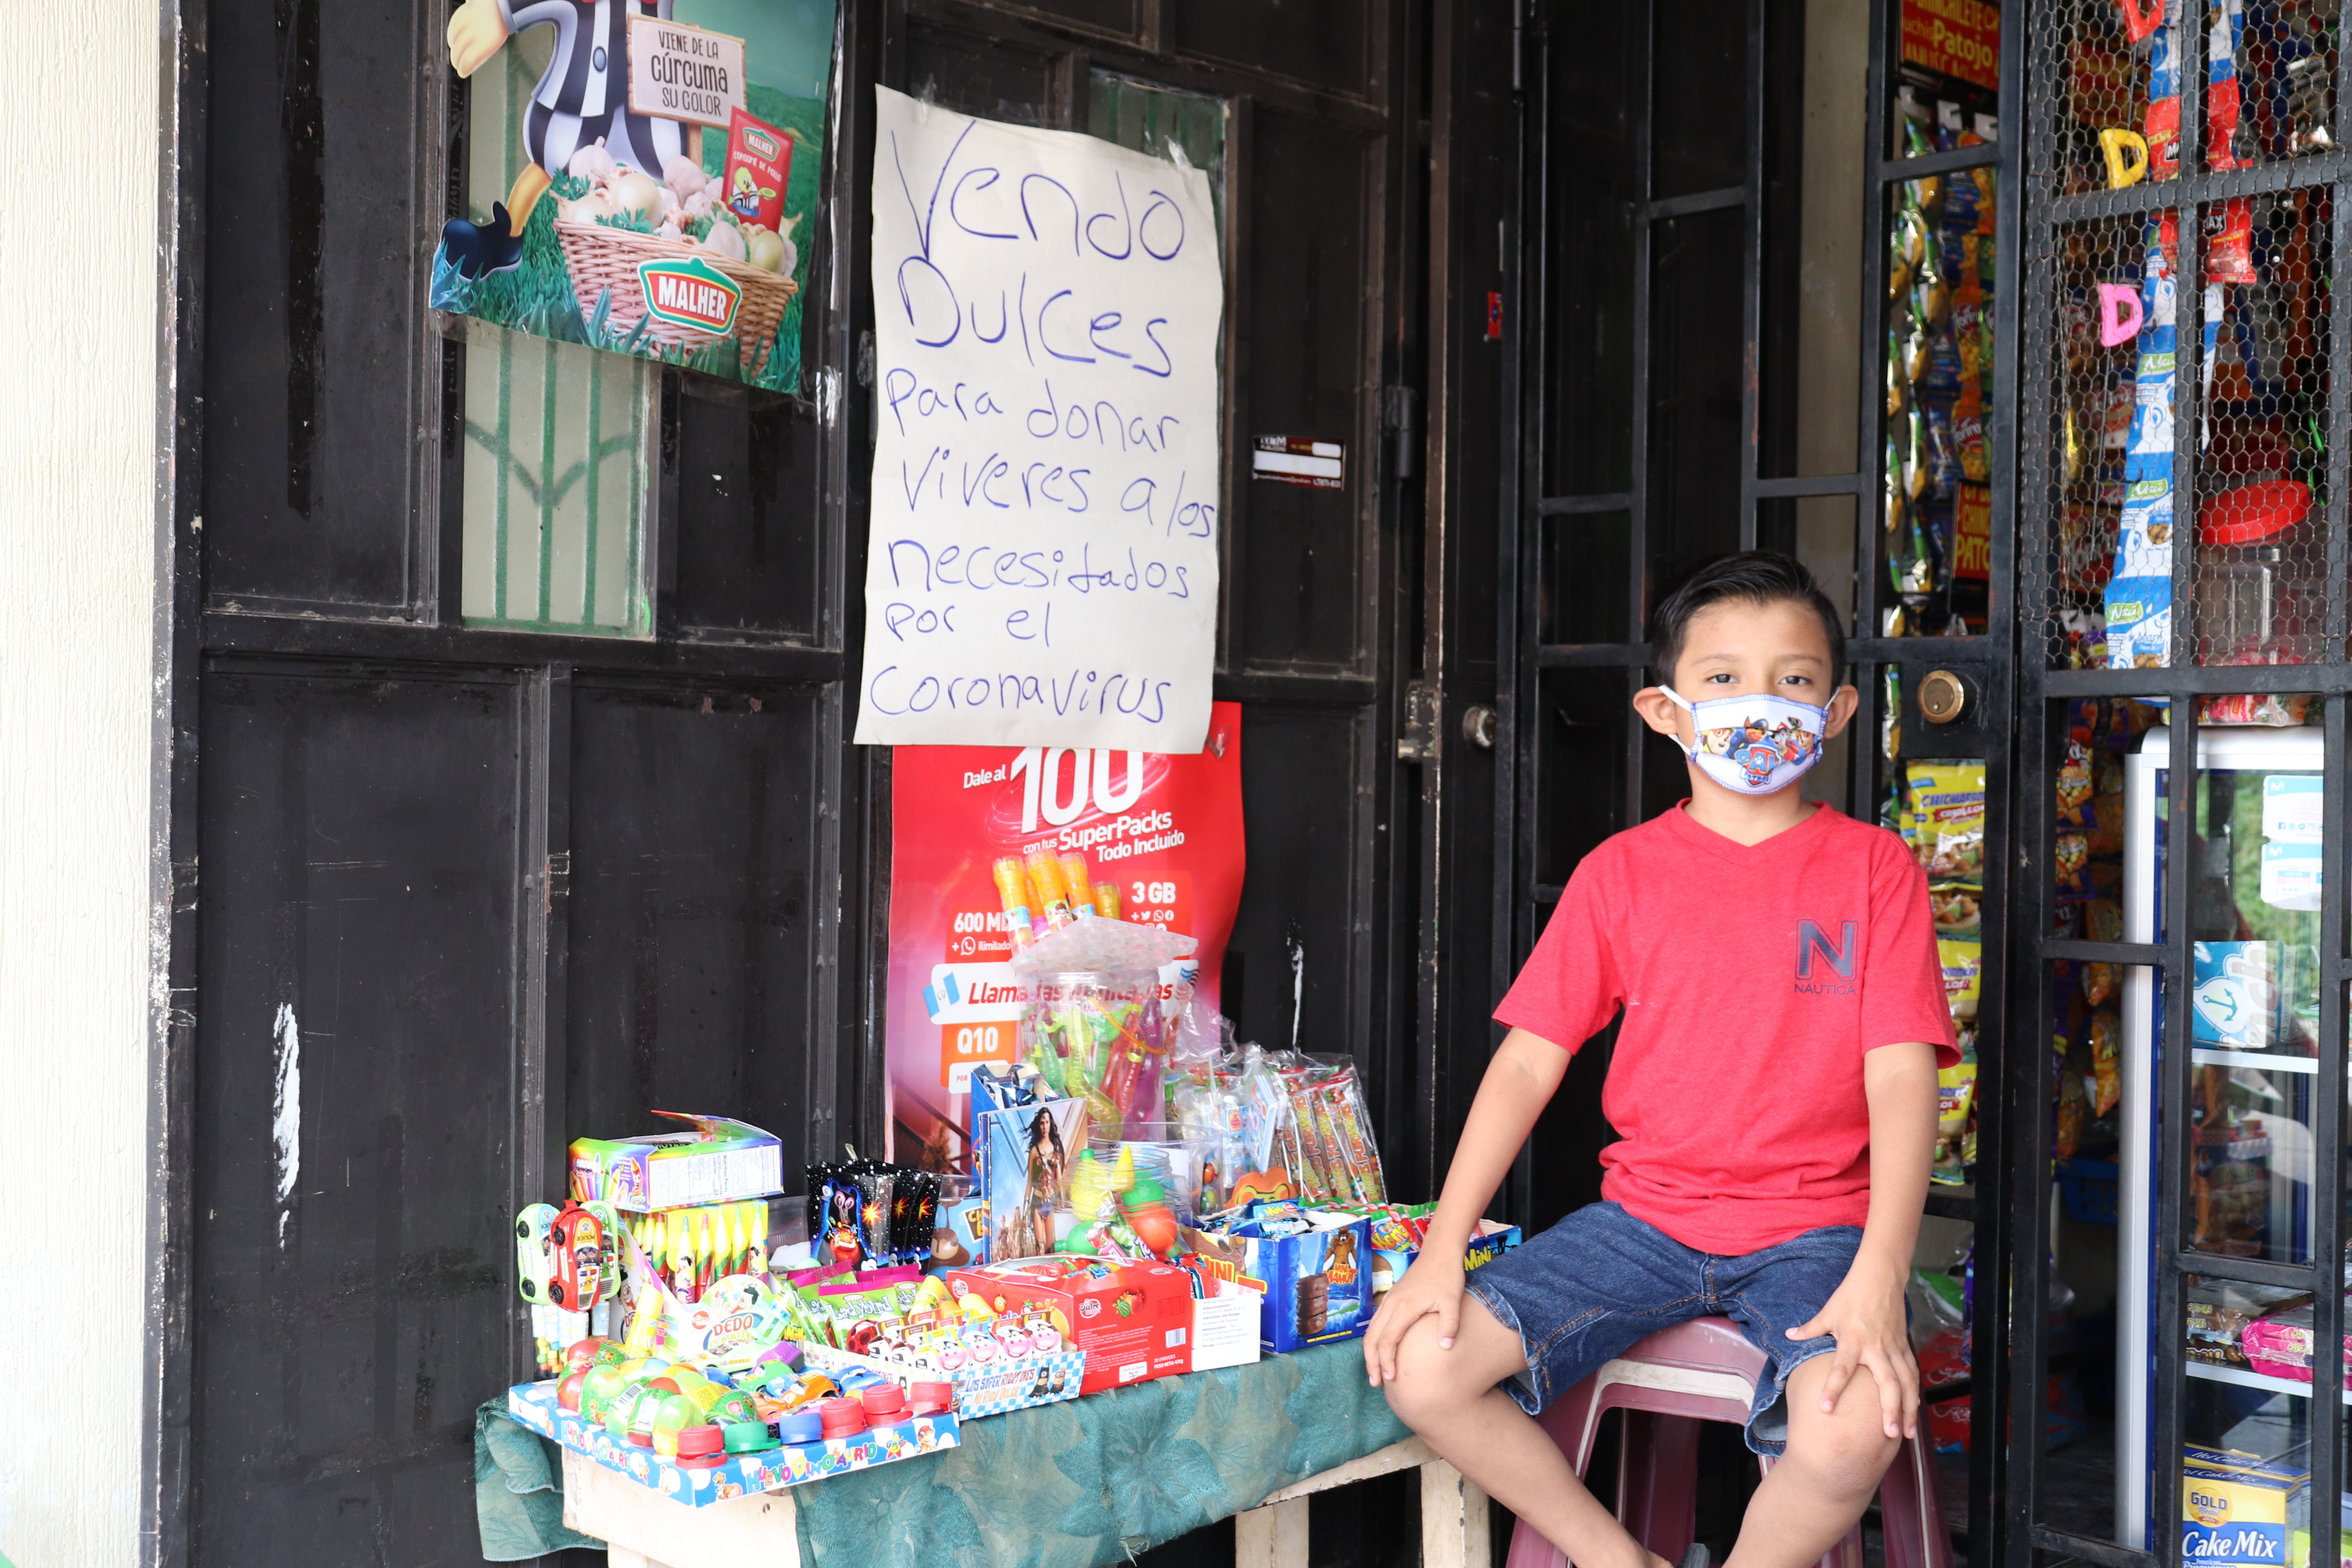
<box><xmin>460</xmin><ymin>324</ymin><xmax>651</xmax><ymax>634</ymax></box>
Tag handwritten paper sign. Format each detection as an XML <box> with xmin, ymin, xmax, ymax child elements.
<box><xmin>856</xmin><ymin>86</ymin><xmax>1224</xmax><ymax>751</ymax></box>
<box><xmin>626</xmin><ymin>16</ymin><xmax>747</xmax><ymax>131</ymax></box>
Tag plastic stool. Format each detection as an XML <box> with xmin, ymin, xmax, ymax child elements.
<box><xmin>1501</xmin><ymin>1317</ymin><xmax>1954</xmax><ymax>1568</ymax></box>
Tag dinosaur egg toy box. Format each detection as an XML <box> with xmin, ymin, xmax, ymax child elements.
<box><xmin>1230</xmin><ymin>1205</ymin><xmax>1373</xmax><ymax>1352</ymax></box>
<box><xmin>801</xmin><ymin>1339</ymin><xmax>1086</xmax><ymax>1419</ymax></box>
<box><xmin>942</xmin><ymin>1257</ymin><xmax>1194</xmax><ymax>1394</ymax></box>
<box><xmin>506</xmin><ymin>1379</ymin><xmax>959</xmax><ymax>1508</ymax></box>
<box><xmin>570</xmin><ymin>1111</ymin><xmax>784</xmax><ymax>1212</ymax></box>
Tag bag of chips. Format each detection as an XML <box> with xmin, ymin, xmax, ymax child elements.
<box><xmin>1908</xmin><ymin>760</ymin><xmax>1987</xmax><ymax>888</ymax></box>
<box><xmin>1938</xmin><ymin>938</ymin><xmax>1982</xmax><ymax>1025</ymax></box>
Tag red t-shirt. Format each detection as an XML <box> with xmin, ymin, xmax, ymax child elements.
<box><xmin>1497</xmin><ymin>802</ymin><xmax>1958</xmax><ymax>1254</ymax></box>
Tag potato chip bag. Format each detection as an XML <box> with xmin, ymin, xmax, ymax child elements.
<box><xmin>2090</xmin><ymin>1009</ymin><xmax>2121</xmax><ymax>1116</ymax></box>
<box><xmin>1938</xmin><ymin>938</ymin><xmax>1982</xmax><ymax>1024</ymax></box>
<box><xmin>1908</xmin><ymin>760</ymin><xmax>1987</xmax><ymax>887</ymax></box>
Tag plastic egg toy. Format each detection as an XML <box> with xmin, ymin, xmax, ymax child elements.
<box><xmin>557</xmin><ymin>1370</ymin><xmax>590</xmax><ymax>1412</ymax></box>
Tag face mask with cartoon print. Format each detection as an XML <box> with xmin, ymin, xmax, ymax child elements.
<box><xmin>1659</xmin><ymin>687</ymin><xmax>1828</xmax><ymax>795</ymax></box>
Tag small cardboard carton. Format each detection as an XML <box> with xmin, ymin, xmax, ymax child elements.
<box><xmin>1189</xmin><ymin>1279</ymin><xmax>1264</xmax><ymax>1371</ymax></box>
<box><xmin>1230</xmin><ymin>1207</ymin><xmax>1374</xmax><ymax>1352</ymax></box>
<box><xmin>569</xmin><ymin>1112</ymin><xmax>783</xmax><ymax>1212</ymax></box>
<box><xmin>2182</xmin><ymin>1444</ymin><xmax>2301</xmax><ymax>1565</ymax></box>
<box><xmin>942</xmin><ymin>1256</ymin><xmax>1194</xmax><ymax>1394</ymax></box>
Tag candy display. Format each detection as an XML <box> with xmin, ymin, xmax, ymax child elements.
<box><xmin>506</xmin><ymin>1002</ymin><xmax>1414</xmax><ymax>1512</ymax></box>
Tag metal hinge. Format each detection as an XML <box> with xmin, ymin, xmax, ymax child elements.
<box><xmin>1398</xmin><ymin>681</ymin><xmax>1441</xmax><ymax>762</ymax></box>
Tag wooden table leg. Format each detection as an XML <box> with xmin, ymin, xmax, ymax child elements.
<box><xmin>1419</xmin><ymin>1458</ymin><xmax>1490</xmax><ymax>1568</ymax></box>
<box><xmin>1234</xmin><ymin>1494</ymin><xmax>1310</xmax><ymax>1568</ymax></box>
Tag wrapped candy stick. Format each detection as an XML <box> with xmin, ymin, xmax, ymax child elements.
<box><xmin>993</xmin><ymin>856</ymin><xmax>1038</xmax><ymax>951</ymax></box>
<box><xmin>1058</xmin><ymin>851</ymin><xmax>1097</xmax><ymax>916</ymax></box>
<box><xmin>1024</xmin><ymin>843</ymin><xmax>1076</xmax><ymax>929</ymax></box>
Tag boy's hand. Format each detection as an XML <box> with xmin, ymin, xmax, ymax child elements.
<box><xmin>1784</xmin><ymin>1255</ymin><xmax>1919</xmax><ymax>1439</ymax></box>
<box><xmin>1361</xmin><ymin>1245</ymin><xmax>1466</xmax><ymax>1387</ymax></box>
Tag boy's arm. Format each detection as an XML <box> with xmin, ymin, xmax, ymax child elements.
<box><xmin>1363</xmin><ymin>1026</ymin><xmax>1570</xmax><ymax>1386</ymax></box>
<box><xmin>1784</xmin><ymin>1038</ymin><xmax>1940</xmax><ymax>1439</ymax></box>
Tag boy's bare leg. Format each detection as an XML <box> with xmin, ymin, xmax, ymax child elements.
<box><xmin>1383</xmin><ymin>1298</ymin><xmax>1672</xmax><ymax>1568</ymax></box>
<box><xmin>1722</xmin><ymin>1355</ymin><xmax>1899</xmax><ymax>1568</ymax></box>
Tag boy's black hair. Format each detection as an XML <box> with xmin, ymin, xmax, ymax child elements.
<box><xmin>1648</xmin><ymin>551</ymin><xmax>1846</xmax><ymax>688</ymax></box>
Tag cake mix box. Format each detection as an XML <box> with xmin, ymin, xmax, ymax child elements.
<box><xmin>942</xmin><ymin>1256</ymin><xmax>1194</xmax><ymax>1394</ymax></box>
<box><xmin>2182</xmin><ymin>1445</ymin><xmax>2301</xmax><ymax>1566</ymax></box>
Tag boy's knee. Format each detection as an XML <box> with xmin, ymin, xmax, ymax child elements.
<box><xmin>1786</xmin><ymin>1370</ymin><xmax>1899</xmax><ymax>1496</ymax></box>
<box><xmin>1381</xmin><ymin>1318</ymin><xmax>1481</xmax><ymax>1430</ymax></box>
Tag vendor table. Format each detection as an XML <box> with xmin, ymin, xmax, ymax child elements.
<box><xmin>566</xmin><ymin>1433</ymin><xmax>1488</xmax><ymax>1568</ymax></box>
<box><xmin>486</xmin><ymin>1339</ymin><xmax>1490</xmax><ymax>1568</ymax></box>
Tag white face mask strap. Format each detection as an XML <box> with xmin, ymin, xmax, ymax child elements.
<box><xmin>1659</xmin><ymin>687</ymin><xmax>1695</xmax><ymax>713</ymax></box>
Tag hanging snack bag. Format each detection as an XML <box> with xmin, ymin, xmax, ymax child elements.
<box><xmin>1938</xmin><ymin>937</ymin><xmax>1982</xmax><ymax>1025</ymax></box>
<box><xmin>1933</xmin><ymin>1063</ymin><xmax>1977</xmax><ymax>1185</ymax></box>
<box><xmin>1907</xmin><ymin>760</ymin><xmax>1987</xmax><ymax>887</ymax></box>
<box><xmin>2090</xmin><ymin>1009</ymin><xmax>2122</xmax><ymax>1117</ymax></box>
<box><xmin>724</xmin><ymin>107</ymin><xmax>793</xmax><ymax>233</ymax></box>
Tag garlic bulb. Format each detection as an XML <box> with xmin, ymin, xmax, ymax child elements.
<box><xmin>662</xmin><ymin>156</ymin><xmax>710</xmax><ymax>201</ymax></box>
<box><xmin>683</xmin><ymin>189</ymin><xmax>715</xmax><ymax>219</ymax></box>
<box><xmin>699</xmin><ymin>220</ymin><xmax>747</xmax><ymax>262</ymax></box>
<box><xmin>655</xmin><ymin>219</ymin><xmax>683</xmax><ymax>242</ymax></box>
<box><xmin>567</xmin><ymin>140</ymin><xmax>618</xmax><ymax>184</ymax></box>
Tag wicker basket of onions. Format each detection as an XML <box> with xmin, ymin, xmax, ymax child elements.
<box><xmin>553</xmin><ymin>145</ymin><xmax>800</xmax><ymax>375</ymax></box>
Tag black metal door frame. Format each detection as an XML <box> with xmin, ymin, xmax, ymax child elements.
<box><xmin>1505</xmin><ymin>0</ymin><xmax>2021</xmax><ymax>1556</ymax></box>
<box><xmin>2004</xmin><ymin>0</ymin><xmax>2352</xmax><ymax>1562</ymax></box>
<box><xmin>149</xmin><ymin>0</ymin><xmax>1455</xmax><ymax>1559</ymax></box>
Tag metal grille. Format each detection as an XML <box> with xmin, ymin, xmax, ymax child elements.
<box><xmin>2012</xmin><ymin>0</ymin><xmax>2352</xmax><ymax>1563</ymax></box>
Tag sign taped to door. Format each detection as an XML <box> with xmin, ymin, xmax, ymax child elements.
<box><xmin>857</xmin><ymin>86</ymin><xmax>1225</xmax><ymax>751</ymax></box>
<box><xmin>883</xmin><ymin>703</ymin><xmax>1245</xmax><ymax>1170</ymax></box>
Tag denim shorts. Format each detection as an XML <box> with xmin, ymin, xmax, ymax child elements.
<box><xmin>1462</xmin><ymin>1201</ymin><xmax>1862</xmax><ymax>1457</ymax></box>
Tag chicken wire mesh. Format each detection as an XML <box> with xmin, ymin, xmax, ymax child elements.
<box><xmin>2028</xmin><ymin>0</ymin><xmax>2339</xmax><ymax>670</ymax></box>
<box><xmin>2042</xmin><ymin>0</ymin><xmax>2337</xmax><ymax>200</ymax></box>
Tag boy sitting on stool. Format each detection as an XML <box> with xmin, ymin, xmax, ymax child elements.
<box><xmin>1366</xmin><ymin>551</ymin><xmax>1954</xmax><ymax>1568</ymax></box>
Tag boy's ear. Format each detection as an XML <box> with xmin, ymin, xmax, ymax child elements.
<box><xmin>1820</xmin><ymin>682</ymin><xmax>1862</xmax><ymax>740</ymax></box>
<box><xmin>1631</xmin><ymin>685</ymin><xmax>1686</xmax><ymax>740</ymax></box>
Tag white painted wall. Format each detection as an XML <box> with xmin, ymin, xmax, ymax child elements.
<box><xmin>0</xmin><ymin>0</ymin><xmax>166</xmax><ymax>1561</ymax></box>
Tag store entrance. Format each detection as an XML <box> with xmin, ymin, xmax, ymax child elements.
<box><xmin>1506</xmin><ymin>0</ymin><xmax>2017</xmax><ymax>1556</ymax></box>
<box><xmin>173</xmin><ymin>2</ymin><xmax>1450</xmax><ymax>1563</ymax></box>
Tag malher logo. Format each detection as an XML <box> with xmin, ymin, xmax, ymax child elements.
<box><xmin>1795</xmin><ymin>919</ymin><xmax>1858</xmax><ymax>995</ymax></box>
<box><xmin>638</xmin><ymin>256</ymin><xmax>741</xmax><ymax>335</ymax></box>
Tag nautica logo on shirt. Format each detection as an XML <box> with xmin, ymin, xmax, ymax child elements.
<box><xmin>1795</xmin><ymin>919</ymin><xmax>1858</xmax><ymax>995</ymax></box>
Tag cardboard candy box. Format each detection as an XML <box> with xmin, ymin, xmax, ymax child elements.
<box><xmin>942</xmin><ymin>1257</ymin><xmax>1195</xmax><ymax>1394</ymax></box>
<box><xmin>1229</xmin><ymin>1208</ymin><xmax>1373</xmax><ymax>1353</ymax></box>
<box><xmin>569</xmin><ymin>1112</ymin><xmax>784</xmax><ymax>1212</ymax></box>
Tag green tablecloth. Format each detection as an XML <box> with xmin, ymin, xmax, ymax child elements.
<box><xmin>474</xmin><ymin>1339</ymin><xmax>1413</xmax><ymax>1567</ymax></box>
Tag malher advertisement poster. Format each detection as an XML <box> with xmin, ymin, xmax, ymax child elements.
<box><xmin>433</xmin><ymin>0</ymin><xmax>837</xmax><ymax>394</ymax></box>
<box><xmin>884</xmin><ymin>704</ymin><xmax>1246</xmax><ymax>1169</ymax></box>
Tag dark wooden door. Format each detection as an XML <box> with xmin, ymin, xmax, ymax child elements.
<box><xmin>162</xmin><ymin>0</ymin><xmax>1470</xmax><ymax>1561</ymax></box>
